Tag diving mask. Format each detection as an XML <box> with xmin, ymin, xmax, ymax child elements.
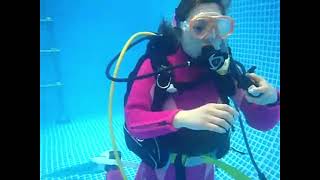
<box><xmin>182</xmin><ymin>12</ymin><xmax>234</xmax><ymax>40</ymax></box>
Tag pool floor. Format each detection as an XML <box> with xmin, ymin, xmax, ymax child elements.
<box><xmin>40</xmin><ymin>116</ymin><xmax>280</xmax><ymax>180</ymax></box>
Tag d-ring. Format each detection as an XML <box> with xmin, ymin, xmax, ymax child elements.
<box><xmin>156</xmin><ymin>74</ymin><xmax>171</xmax><ymax>89</ymax></box>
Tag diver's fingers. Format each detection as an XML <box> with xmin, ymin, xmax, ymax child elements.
<box><xmin>246</xmin><ymin>73</ymin><xmax>265</xmax><ymax>84</ymax></box>
<box><xmin>248</xmin><ymin>84</ymin><xmax>268</xmax><ymax>94</ymax></box>
<box><xmin>208</xmin><ymin>109</ymin><xmax>235</xmax><ymax>126</ymax></box>
<box><xmin>207</xmin><ymin>116</ymin><xmax>231</xmax><ymax>130</ymax></box>
<box><xmin>209</xmin><ymin>103</ymin><xmax>239</xmax><ymax>117</ymax></box>
<box><xmin>245</xmin><ymin>92</ymin><xmax>267</xmax><ymax>105</ymax></box>
<box><xmin>205</xmin><ymin>123</ymin><xmax>227</xmax><ymax>133</ymax></box>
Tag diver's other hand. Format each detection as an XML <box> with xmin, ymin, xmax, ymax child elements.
<box><xmin>245</xmin><ymin>73</ymin><xmax>278</xmax><ymax>105</ymax></box>
<box><xmin>173</xmin><ymin>103</ymin><xmax>239</xmax><ymax>133</ymax></box>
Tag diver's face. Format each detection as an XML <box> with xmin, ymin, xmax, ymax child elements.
<box><xmin>180</xmin><ymin>3</ymin><xmax>224</xmax><ymax>58</ymax></box>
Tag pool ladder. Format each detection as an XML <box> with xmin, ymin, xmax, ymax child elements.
<box><xmin>40</xmin><ymin>16</ymin><xmax>69</xmax><ymax>123</ymax></box>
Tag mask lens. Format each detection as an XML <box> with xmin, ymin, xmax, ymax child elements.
<box><xmin>191</xmin><ymin>18</ymin><xmax>212</xmax><ymax>38</ymax></box>
<box><xmin>216</xmin><ymin>18</ymin><xmax>232</xmax><ymax>38</ymax></box>
<box><xmin>190</xmin><ymin>15</ymin><xmax>233</xmax><ymax>39</ymax></box>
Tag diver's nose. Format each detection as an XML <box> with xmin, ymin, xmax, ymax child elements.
<box><xmin>202</xmin><ymin>30</ymin><xmax>216</xmax><ymax>40</ymax></box>
<box><xmin>203</xmin><ymin>37</ymin><xmax>222</xmax><ymax>50</ymax></box>
<box><xmin>202</xmin><ymin>30</ymin><xmax>220</xmax><ymax>47</ymax></box>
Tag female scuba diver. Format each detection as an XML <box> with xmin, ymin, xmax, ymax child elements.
<box><xmin>106</xmin><ymin>0</ymin><xmax>280</xmax><ymax>179</ymax></box>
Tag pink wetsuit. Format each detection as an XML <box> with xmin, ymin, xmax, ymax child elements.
<box><xmin>108</xmin><ymin>47</ymin><xmax>280</xmax><ymax>180</ymax></box>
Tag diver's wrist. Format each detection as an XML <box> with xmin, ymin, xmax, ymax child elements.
<box><xmin>173</xmin><ymin>110</ymin><xmax>187</xmax><ymax>129</ymax></box>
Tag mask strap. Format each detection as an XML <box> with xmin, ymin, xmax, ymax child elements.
<box><xmin>172</xmin><ymin>14</ymin><xmax>177</xmax><ymax>28</ymax></box>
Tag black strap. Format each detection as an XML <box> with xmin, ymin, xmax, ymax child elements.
<box><xmin>123</xmin><ymin>54</ymin><xmax>149</xmax><ymax>106</ymax></box>
<box><xmin>174</xmin><ymin>153</ymin><xmax>186</xmax><ymax>180</ymax></box>
<box><xmin>230</xmin><ymin>147</ymin><xmax>247</xmax><ymax>155</ymax></box>
<box><xmin>233</xmin><ymin>100</ymin><xmax>267</xmax><ymax>180</ymax></box>
<box><xmin>151</xmin><ymin>82</ymin><xmax>169</xmax><ymax>111</ymax></box>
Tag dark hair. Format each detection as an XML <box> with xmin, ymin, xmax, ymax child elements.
<box><xmin>175</xmin><ymin>0</ymin><xmax>231</xmax><ymax>23</ymax></box>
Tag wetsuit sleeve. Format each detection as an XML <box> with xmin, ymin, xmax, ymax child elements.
<box><xmin>125</xmin><ymin>59</ymin><xmax>181</xmax><ymax>139</ymax></box>
<box><xmin>232</xmin><ymin>88</ymin><xmax>280</xmax><ymax>131</ymax></box>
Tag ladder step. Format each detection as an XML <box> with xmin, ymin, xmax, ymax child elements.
<box><xmin>40</xmin><ymin>82</ymin><xmax>63</xmax><ymax>88</ymax></box>
<box><xmin>40</xmin><ymin>48</ymin><xmax>60</xmax><ymax>53</ymax></box>
<box><xmin>40</xmin><ymin>17</ymin><xmax>53</xmax><ymax>22</ymax></box>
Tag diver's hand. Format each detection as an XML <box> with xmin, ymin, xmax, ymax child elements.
<box><xmin>173</xmin><ymin>103</ymin><xmax>239</xmax><ymax>133</ymax></box>
<box><xmin>245</xmin><ymin>73</ymin><xmax>278</xmax><ymax>105</ymax></box>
